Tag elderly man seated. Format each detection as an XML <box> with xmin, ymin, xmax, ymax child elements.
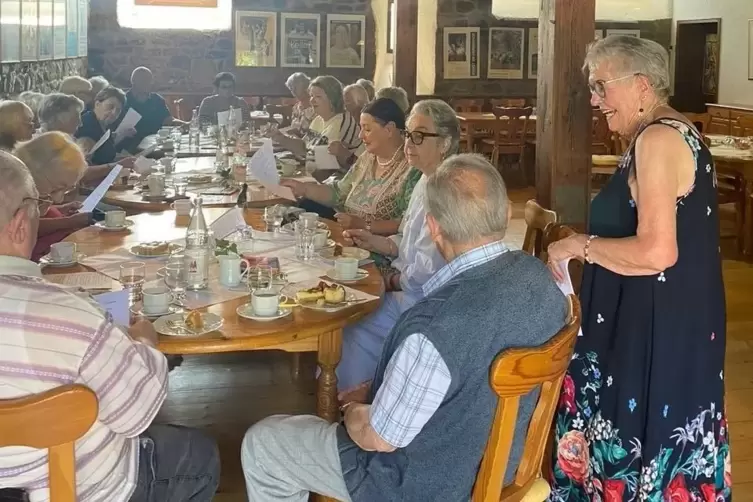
<box><xmin>240</xmin><ymin>154</ymin><xmax>568</xmax><ymax>502</ymax></box>
<box><xmin>0</xmin><ymin>151</ymin><xmax>220</xmax><ymax>501</ymax></box>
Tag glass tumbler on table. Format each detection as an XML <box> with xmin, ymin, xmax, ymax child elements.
<box><xmin>248</xmin><ymin>265</ymin><xmax>273</xmax><ymax>293</ymax></box>
<box><xmin>263</xmin><ymin>206</ymin><xmax>284</xmax><ymax>233</ymax></box>
<box><xmin>173</xmin><ymin>176</ymin><xmax>188</xmax><ymax>196</ymax></box>
<box><xmin>164</xmin><ymin>254</ymin><xmax>187</xmax><ymax>306</ymax></box>
<box><xmin>120</xmin><ymin>261</ymin><xmax>146</xmax><ymax>305</ymax></box>
<box><xmin>294</xmin><ymin>219</ymin><xmax>316</xmax><ymax>261</ymax></box>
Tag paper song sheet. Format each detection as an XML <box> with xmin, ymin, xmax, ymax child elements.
<box><xmin>313</xmin><ymin>145</ymin><xmax>341</xmax><ymax>171</ymax></box>
<box><xmin>555</xmin><ymin>258</ymin><xmax>584</xmax><ymax>337</ymax></box>
<box><xmin>80</xmin><ymin>164</ymin><xmax>123</xmax><ymax>212</ymax></box>
<box><xmin>114</xmin><ymin>108</ymin><xmax>141</xmax><ymax>139</ymax></box>
<box><xmin>210</xmin><ymin>207</ymin><xmax>247</xmax><ymax>239</ymax></box>
<box><xmin>88</xmin><ymin>129</ymin><xmax>111</xmax><ymax>157</ymax></box>
<box><xmin>248</xmin><ymin>140</ymin><xmax>296</xmax><ymax>200</ymax></box>
<box><xmin>93</xmin><ymin>289</ymin><xmax>130</xmax><ymax>326</ymax></box>
<box><xmin>47</xmin><ymin>272</ymin><xmax>118</xmax><ymax>291</ymax></box>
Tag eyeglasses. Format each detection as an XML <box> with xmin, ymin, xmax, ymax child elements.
<box><xmin>588</xmin><ymin>73</ymin><xmax>640</xmax><ymax>99</ymax></box>
<box><xmin>402</xmin><ymin>130</ymin><xmax>443</xmax><ymax>146</ymax></box>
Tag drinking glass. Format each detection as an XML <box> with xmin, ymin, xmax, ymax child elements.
<box><xmin>120</xmin><ymin>261</ymin><xmax>146</xmax><ymax>305</ymax></box>
<box><xmin>173</xmin><ymin>176</ymin><xmax>188</xmax><ymax>196</ymax></box>
<box><xmin>294</xmin><ymin>219</ymin><xmax>316</xmax><ymax>261</ymax></box>
<box><xmin>248</xmin><ymin>265</ymin><xmax>272</xmax><ymax>293</ymax></box>
<box><xmin>263</xmin><ymin>206</ymin><xmax>284</xmax><ymax>233</ymax></box>
<box><xmin>170</xmin><ymin>129</ymin><xmax>182</xmax><ymax>148</ymax></box>
<box><xmin>164</xmin><ymin>254</ymin><xmax>187</xmax><ymax>304</ymax></box>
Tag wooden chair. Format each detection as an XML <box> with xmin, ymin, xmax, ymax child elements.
<box><xmin>682</xmin><ymin>112</ymin><xmax>711</xmax><ymax>134</ymax></box>
<box><xmin>591</xmin><ymin>110</ymin><xmax>612</xmax><ymax>154</ymax></box>
<box><xmin>0</xmin><ymin>385</ymin><xmax>98</xmax><ymax>502</ymax></box>
<box><xmin>450</xmin><ymin>98</ymin><xmax>484</xmax><ymax>113</ymax></box>
<box><xmin>521</xmin><ymin>200</ymin><xmax>558</xmax><ymax>259</ymax></box>
<box><xmin>480</xmin><ymin>107</ymin><xmax>533</xmax><ymax>185</ymax></box>
<box><xmin>265</xmin><ymin>104</ymin><xmax>293</xmax><ymax>128</ymax></box>
<box><xmin>472</xmin><ymin>295</ymin><xmax>582</xmax><ymax>502</ymax></box>
<box><xmin>491</xmin><ymin>98</ymin><xmax>526</xmax><ymax>108</ymax></box>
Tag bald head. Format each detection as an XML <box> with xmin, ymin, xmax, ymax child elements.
<box><xmin>0</xmin><ymin>101</ymin><xmax>35</xmax><ymax>150</ymax></box>
<box><xmin>131</xmin><ymin>67</ymin><xmax>154</xmax><ymax>97</ymax></box>
<box><xmin>0</xmin><ymin>150</ymin><xmax>39</xmax><ymax>258</ymax></box>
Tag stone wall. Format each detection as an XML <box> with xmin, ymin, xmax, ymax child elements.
<box><xmin>88</xmin><ymin>0</ymin><xmax>375</xmax><ymax>96</ymax></box>
<box><xmin>0</xmin><ymin>59</ymin><xmax>88</xmax><ymax>98</ymax></box>
<box><xmin>433</xmin><ymin>0</ymin><xmax>671</xmax><ymax>98</ymax></box>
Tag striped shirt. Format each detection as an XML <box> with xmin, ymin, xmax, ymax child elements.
<box><xmin>305</xmin><ymin>112</ymin><xmax>364</xmax><ymax>154</ymax></box>
<box><xmin>0</xmin><ymin>255</ymin><xmax>168</xmax><ymax>502</ymax></box>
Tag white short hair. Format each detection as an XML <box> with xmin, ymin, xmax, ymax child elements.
<box><xmin>14</xmin><ymin>132</ymin><xmax>87</xmax><ymax>196</ymax></box>
<box><xmin>38</xmin><ymin>93</ymin><xmax>85</xmax><ymax>131</ymax></box>
<box><xmin>0</xmin><ymin>151</ymin><xmax>38</xmax><ymax>229</ymax></box>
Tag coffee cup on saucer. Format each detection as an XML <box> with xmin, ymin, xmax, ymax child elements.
<box><xmin>147</xmin><ymin>173</ymin><xmax>166</xmax><ymax>196</ymax></box>
<box><xmin>104</xmin><ymin>210</ymin><xmax>126</xmax><ymax>228</ymax></box>
<box><xmin>142</xmin><ymin>287</ymin><xmax>171</xmax><ymax>315</ymax></box>
<box><xmin>251</xmin><ymin>289</ymin><xmax>279</xmax><ymax>317</ymax></box>
<box><xmin>171</xmin><ymin>199</ymin><xmax>192</xmax><ymax>217</ymax></box>
<box><xmin>312</xmin><ymin>229</ymin><xmax>329</xmax><ymax>249</ymax></box>
<box><xmin>49</xmin><ymin>242</ymin><xmax>76</xmax><ymax>263</ymax></box>
<box><xmin>334</xmin><ymin>257</ymin><xmax>359</xmax><ymax>280</ymax></box>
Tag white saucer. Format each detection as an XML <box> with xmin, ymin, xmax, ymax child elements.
<box><xmin>236</xmin><ymin>303</ymin><xmax>292</xmax><ymax>322</ymax></box>
<box><xmin>95</xmin><ymin>220</ymin><xmax>134</xmax><ymax>232</ymax></box>
<box><xmin>325</xmin><ymin>268</ymin><xmax>369</xmax><ymax>283</ymax></box>
<box><xmin>130</xmin><ymin>304</ymin><xmax>181</xmax><ymax>318</ymax></box>
<box><xmin>39</xmin><ymin>252</ymin><xmax>84</xmax><ymax>268</ymax></box>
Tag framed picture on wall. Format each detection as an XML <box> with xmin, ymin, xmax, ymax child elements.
<box><xmin>281</xmin><ymin>13</ymin><xmax>320</xmax><ymax>68</ymax></box>
<box><xmin>65</xmin><ymin>0</ymin><xmax>77</xmax><ymax>58</ymax></box>
<box><xmin>38</xmin><ymin>0</ymin><xmax>53</xmax><ymax>60</ymax></box>
<box><xmin>443</xmin><ymin>27</ymin><xmax>479</xmax><ymax>79</ymax></box>
<box><xmin>326</xmin><ymin>14</ymin><xmax>365</xmax><ymax>68</ymax></box>
<box><xmin>235</xmin><ymin>10</ymin><xmax>277</xmax><ymax>67</ymax></box>
<box><xmin>527</xmin><ymin>28</ymin><xmax>537</xmax><ymax>80</ymax></box>
<box><xmin>20</xmin><ymin>0</ymin><xmax>39</xmax><ymax>61</ymax></box>
<box><xmin>53</xmin><ymin>0</ymin><xmax>66</xmax><ymax>59</ymax></box>
<box><xmin>1</xmin><ymin>0</ymin><xmax>22</xmax><ymax>62</ymax></box>
<box><xmin>606</xmin><ymin>28</ymin><xmax>640</xmax><ymax>38</ymax></box>
<box><xmin>488</xmin><ymin>27</ymin><xmax>524</xmax><ymax>79</ymax></box>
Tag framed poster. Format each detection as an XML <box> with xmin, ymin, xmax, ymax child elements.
<box><xmin>488</xmin><ymin>27</ymin><xmax>524</xmax><ymax>79</ymax></box>
<box><xmin>527</xmin><ymin>28</ymin><xmax>537</xmax><ymax>79</ymax></box>
<box><xmin>53</xmin><ymin>0</ymin><xmax>65</xmax><ymax>58</ymax></box>
<box><xmin>703</xmin><ymin>33</ymin><xmax>719</xmax><ymax>94</ymax></box>
<box><xmin>235</xmin><ymin>10</ymin><xmax>277</xmax><ymax>67</ymax></box>
<box><xmin>21</xmin><ymin>0</ymin><xmax>38</xmax><ymax>61</ymax></box>
<box><xmin>443</xmin><ymin>27</ymin><xmax>479</xmax><ymax>79</ymax></box>
<box><xmin>281</xmin><ymin>13</ymin><xmax>320</xmax><ymax>68</ymax></box>
<box><xmin>77</xmin><ymin>0</ymin><xmax>86</xmax><ymax>56</ymax></box>
<box><xmin>1</xmin><ymin>0</ymin><xmax>22</xmax><ymax>62</ymax></box>
<box><xmin>38</xmin><ymin>0</ymin><xmax>53</xmax><ymax>60</ymax></box>
<box><xmin>65</xmin><ymin>0</ymin><xmax>76</xmax><ymax>57</ymax></box>
<box><xmin>326</xmin><ymin>14</ymin><xmax>365</xmax><ymax>68</ymax></box>
<box><xmin>606</xmin><ymin>28</ymin><xmax>640</xmax><ymax>38</ymax></box>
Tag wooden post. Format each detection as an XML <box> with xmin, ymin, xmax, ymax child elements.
<box><xmin>394</xmin><ymin>0</ymin><xmax>418</xmax><ymax>99</ymax></box>
<box><xmin>535</xmin><ymin>0</ymin><xmax>595</xmax><ymax>229</ymax></box>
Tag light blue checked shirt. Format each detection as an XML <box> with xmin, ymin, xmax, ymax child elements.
<box><xmin>369</xmin><ymin>240</ymin><xmax>509</xmax><ymax>448</ymax></box>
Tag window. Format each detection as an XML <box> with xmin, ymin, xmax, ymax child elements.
<box><xmin>117</xmin><ymin>0</ymin><xmax>230</xmax><ymax>30</ymax></box>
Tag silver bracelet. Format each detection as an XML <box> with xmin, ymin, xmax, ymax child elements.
<box><xmin>584</xmin><ymin>235</ymin><xmax>597</xmax><ymax>264</ymax></box>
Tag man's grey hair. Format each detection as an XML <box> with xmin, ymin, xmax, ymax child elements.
<box><xmin>89</xmin><ymin>75</ymin><xmax>110</xmax><ymax>95</ymax></box>
<box><xmin>343</xmin><ymin>84</ymin><xmax>370</xmax><ymax>107</ymax></box>
<box><xmin>375</xmin><ymin>86</ymin><xmax>410</xmax><ymax>113</ymax></box>
<box><xmin>409</xmin><ymin>99</ymin><xmax>461</xmax><ymax>158</ymax></box>
<box><xmin>59</xmin><ymin>76</ymin><xmax>92</xmax><ymax>94</ymax></box>
<box><xmin>584</xmin><ymin>35</ymin><xmax>671</xmax><ymax>100</ymax></box>
<box><xmin>309</xmin><ymin>75</ymin><xmax>345</xmax><ymax>114</ymax></box>
<box><xmin>0</xmin><ymin>151</ymin><xmax>38</xmax><ymax>230</ymax></box>
<box><xmin>285</xmin><ymin>72</ymin><xmax>311</xmax><ymax>92</ymax></box>
<box><xmin>38</xmin><ymin>93</ymin><xmax>84</xmax><ymax>131</ymax></box>
<box><xmin>355</xmin><ymin>79</ymin><xmax>375</xmax><ymax>100</ymax></box>
<box><xmin>426</xmin><ymin>153</ymin><xmax>509</xmax><ymax>244</ymax></box>
<box><xmin>17</xmin><ymin>91</ymin><xmax>44</xmax><ymax>117</ymax></box>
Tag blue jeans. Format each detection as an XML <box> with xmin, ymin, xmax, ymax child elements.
<box><xmin>129</xmin><ymin>424</ymin><xmax>220</xmax><ymax>502</ymax></box>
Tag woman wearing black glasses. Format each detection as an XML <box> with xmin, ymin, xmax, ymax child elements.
<box><xmin>334</xmin><ymin>99</ymin><xmax>458</xmax><ymax>398</ymax></box>
<box><xmin>547</xmin><ymin>36</ymin><xmax>728</xmax><ymax>501</ymax></box>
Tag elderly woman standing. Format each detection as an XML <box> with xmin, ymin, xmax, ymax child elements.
<box><xmin>284</xmin><ymin>72</ymin><xmax>316</xmax><ymax>137</ymax></box>
<box><xmin>334</xmin><ymin>99</ymin><xmax>458</xmax><ymax>392</ymax></box>
<box><xmin>0</xmin><ymin>101</ymin><xmax>35</xmax><ymax>151</ymax></box>
<box><xmin>14</xmin><ymin>132</ymin><xmax>92</xmax><ymax>261</ymax></box>
<box><xmin>547</xmin><ymin>36</ymin><xmax>729</xmax><ymax>500</ymax></box>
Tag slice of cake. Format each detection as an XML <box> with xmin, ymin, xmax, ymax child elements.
<box><xmin>184</xmin><ymin>310</ymin><xmax>204</xmax><ymax>331</ymax></box>
<box><xmin>323</xmin><ymin>283</ymin><xmax>346</xmax><ymax>304</ymax></box>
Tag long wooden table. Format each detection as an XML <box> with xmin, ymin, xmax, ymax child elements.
<box><xmin>55</xmin><ymin>208</ymin><xmax>385</xmax><ymax>422</ymax></box>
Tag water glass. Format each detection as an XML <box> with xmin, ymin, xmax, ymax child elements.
<box><xmin>164</xmin><ymin>254</ymin><xmax>187</xmax><ymax>302</ymax></box>
<box><xmin>120</xmin><ymin>261</ymin><xmax>146</xmax><ymax>305</ymax></box>
<box><xmin>263</xmin><ymin>206</ymin><xmax>284</xmax><ymax>233</ymax></box>
<box><xmin>248</xmin><ymin>265</ymin><xmax>272</xmax><ymax>293</ymax></box>
<box><xmin>170</xmin><ymin>129</ymin><xmax>182</xmax><ymax>148</ymax></box>
<box><xmin>173</xmin><ymin>177</ymin><xmax>188</xmax><ymax>196</ymax></box>
<box><xmin>295</xmin><ymin>219</ymin><xmax>316</xmax><ymax>261</ymax></box>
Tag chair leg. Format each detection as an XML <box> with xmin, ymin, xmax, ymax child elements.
<box><xmin>291</xmin><ymin>353</ymin><xmax>301</xmax><ymax>380</ymax></box>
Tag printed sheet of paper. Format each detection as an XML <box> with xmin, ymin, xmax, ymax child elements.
<box><xmin>114</xmin><ymin>108</ymin><xmax>141</xmax><ymax>139</ymax></box>
<box><xmin>93</xmin><ymin>289</ymin><xmax>130</xmax><ymax>326</ymax></box>
<box><xmin>313</xmin><ymin>145</ymin><xmax>341</xmax><ymax>171</ymax></box>
<box><xmin>555</xmin><ymin>258</ymin><xmax>584</xmax><ymax>337</ymax></box>
<box><xmin>217</xmin><ymin>108</ymin><xmax>242</xmax><ymax>127</ymax></box>
<box><xmin>210</xmin><ymin>207</ymin><xmax>246</xmax><ymax>239</ymax></box>
<box><xmin>248</xmin><ymin>140</ymin><xmax>296</xmax><ymax>200</ymax></box>
<box><xmin>88</xmin><ymin>129</ymin><xmax>111</xmax><ymax>156</ymax></box>
<box><xmin>47</xmin><ymin>272</ymin><xmax>118</xmax><ymax>291</ymax></box>
<box><xmin>80</xmin><ymin>164</ymin><xmax>123</xmax><ymax>212</ymax></box>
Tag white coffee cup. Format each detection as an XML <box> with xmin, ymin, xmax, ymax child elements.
<box><xmin>147</xmin><ymin>173</ymin><xmax>166</xmax><ymax>196</ymax></box>
<box><xmin>49</xmin><ymin>242</ymin><xmax>76</xmax><ymax>263</ymax></box>
<box><xmin>251</xmin><ymin>289</ymin><xmax>279</xmax><ymax>317</ymax></box>
<box><xmin>334</xmin><ymin>257</ymin><xmax>359</xmax><ymax>280</ymax></box>
<box><xmin>104</xmin><ymin>210</ymin><xmax>126</xmax><ymax>228</ymax></box>
<box><xmin>171</xmin><ymin>199</ymin><xmax>192</xmax><ymax>216</ymax></box>
<box><xmin>280</xmin><ymin>161</ymin><xmax>297</xmax><ymax>176</ymax></box>
<box><xmin>142</xmin><ymin>287</ymin><xmax>171</xmax><ymax>314</ymax></box>
<box><xmin>300</xmin><ymin>212</ymin><xmax>318</xmax><ymax>224</ymax></box>
<box><xmin>312</xmin><ymin>229</ymin><xmax>329</xmax><ymax>249</ymax></box>
<box><xmin>218</xmin><ymin>254</ymin><xmax>251</xmax><ymax>287</ymax></box>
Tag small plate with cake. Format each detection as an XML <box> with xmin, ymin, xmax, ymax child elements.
<box><xmin>154</xmin><ymin>310</ymin><xmax>223</xmax><ymax>336</ymax></box>
<box><xmin>129</xmin><ymin>241</ymin><xmax>184</xmax><ymax>258</ymax></box>
<box><xmin>284</xmin><ymin>281</ymin><xmax>361</xmax><ymax>312</ymax></box>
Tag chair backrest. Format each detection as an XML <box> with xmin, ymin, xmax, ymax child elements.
<box><xmin>542</xmin><ymin>223</ymin><xmax>583</xmax><ymax>293</ymax></box>
<box><xmin>491</xmin><ymin>98</ymin><xmax>526</xmax><ymax>108</ymax></box>
<box><xmin>451</xmin><ymin>98</ymin><xmax>484</xmax><ymax>113</ymax></box>
<box><xmin>0</xmin><ymin>385</ymin><xmax>98</xmax><ymax>502</ymax></box>
<box><xmin>737</xmin><ymin>115</ymin><xmax>753</xmax><ymax>137</ymax></box>
<box><xmin>522</xmin><ymin>199</ymin><xmax>557</xmax><ymax>258</ymax></box>
<box><xmin>682</xmin><ymin>112</ymin><xmax>711</xmax><ymax>134</ymax></box>
<box><xmin>472</xmin><ymin>295</ymin><xmax>581</xmax><ymax>502</ymax></box>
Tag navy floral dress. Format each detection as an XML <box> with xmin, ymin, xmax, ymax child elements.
<box><xmin>549</xmin><ymin>118</ymin><xmax>730</xmax><ymax>502</ymax></box>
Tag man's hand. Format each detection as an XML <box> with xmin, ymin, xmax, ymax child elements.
<box><xmin>117</xmin><ymin>156</ymin><xmax>136</xmax><ymax>169</ymax></box>
<box><xmin>342</xmin><ymin>229</ymin><xmax>383</xmax><ymax>253</ymax></box>
<box><xmin>128</xmin><ymin>317</ymin><xmax>159</xmax><ymax>347</ymax></box>
<box><xmin>57</xmin><ymin>201</ymin><xmax>82</xmax><ymax>216</ymax></box>
<box><xmin>279</xmin><ymin>179</ymin><xmax>306</xmax><ymax>198</ymax></box>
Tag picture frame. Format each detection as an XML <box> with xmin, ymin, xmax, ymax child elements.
<box><xmin>235</xmin><ymin>10</ymin><xmax>277</xmax><ymax>67</ymax></box>
<box><xmin>21</xmin><ymin>0</ymin><xmax>39</xmax><ymax>61</ymax></box>
<box><xmin>280</xmin><ymin>13</ymin><xmax>320</xmax><ymax>68</ymax></box>
<box><xmin>488</xmin><ymin>27</ymin><xmax>524</xmax><ymax>79</ymax></box>
<box><xmin>53</xmin><ymin>0</ymin><xmax>66</xmax><ymax>59</ymax></box>
<box><xmin>527</xmin><ymin>28</ymin><xmax>537</xmax><ymax>80</ymax></box>
<box><xmin>606</xmin><ymin>28</ymin><xmax>640</xmax><ymax>38</ymax></box>
<box><xmin>442</xmin><ymin>27</ymin><xmax>480</xmax><ymax>79</ymax></box>
<box><xmin>326</xmin><ymin>14</ymin><xmax>365</xmax><ymax>68</ymax></box>
<box><xmin>748</xmin><ymin>20</ymin><xmax>753</xmax><ymax>80</ymax></box>
<box><xmin>1</xmin><ymin>0</ymin><xmax>22</xmax><ymax>62</ymax></box>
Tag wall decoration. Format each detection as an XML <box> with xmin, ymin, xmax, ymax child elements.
<box><xmin>442</xmin><ymin>27</ymin><xmax>479</xmax><ymax>79</ymax></box>
<box><xmin>134</xmin><ymin>0</ymin><xmax>216</xmax><ymax>7</ymax></box>
<box><xmin>595</xmin><ymin>30</ymin><xmax>604</xmax><ymax>40</ymax></box>
<box><xmin>703</xmin><ymin>33</ymin><xmax>719</xmax><ymax>95</ymax></box>
<box><xmin>38</xmin><ymin>0</ymin><xmax>54</xmax><ymax>60</ymax></box>
<box><xmin>527</xmin><ymin>28</ymin><xmax>537</xmax><ymax>79</ymax></box>
<box><xmin>281</xmin><ymin>13</ymin><xmax>320</xmax><ymax>68</ymax></box>
<box><xmin>65</xmin><ymin>0</ymin><xmax>77</xmax><ymax>57</ymax></box>
<box><xmin>326</xmin><ymin>14</ymin><xmax>365</xmax><ymax>68</ymax></box>
<box><xmin>235</xmin><ymin>10</ymin><xmax>277</xmax><ymax>67</ymax></box>
<box><xmin>606</xmin><ymin>28</ymin><xmax>640</xmax><ymax>38</ymax></box>
<box><xmin>1</xmin><ymin>0</ymin><xmax>22</xmax><ymax>62</ymax></box>
<box><xmin>77</xmin><ymin>0</ymin><xmax>87</xmax><ymax>56</ymax></box>
<box><xmin>53</xmin><ymin>0</ymin><xmax>66</xmax><ymax>59</ymax></box>
<box><xmin>488</xmin><ymin>27</ymin><xmax>524</xmax><ymax>79</ymax></box>
<box><xmin>21</xmin><ymin>0</ymin><xmax>38</xmax><ymax>61</ymax></box>
<box><xmin>749</xmin><ymin>20</ymin><xmax>753</xmax><ymax>80</ymax></box>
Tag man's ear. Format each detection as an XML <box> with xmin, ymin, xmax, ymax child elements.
<box><xmin>426</xmin><ymin>213</ymin><xmax>442</xmax><ymax>242</ymax></box>
<box><xmin>5</xmin><ymin>207</ymin><xmax>29</xmax><ymax>245</ymax></box>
